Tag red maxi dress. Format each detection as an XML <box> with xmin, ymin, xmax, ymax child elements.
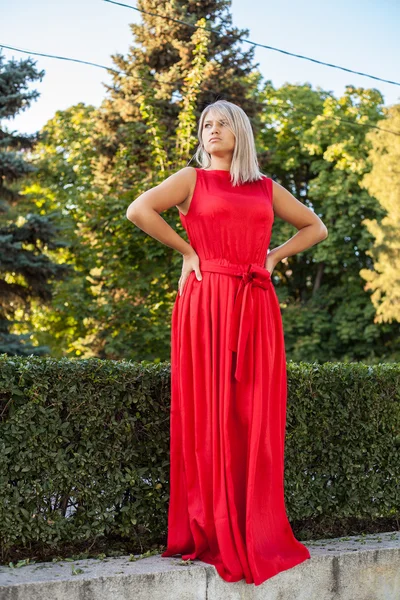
<box><xmin>161</xmin><ymin>167</ymin><xmax>311</xmax><ymax>586</ymax></box>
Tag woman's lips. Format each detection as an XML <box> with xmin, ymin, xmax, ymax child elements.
<box><xmin>210</xmin><ymin>138</ymin><xmax>221</xmax><ymax>142</ymax></box>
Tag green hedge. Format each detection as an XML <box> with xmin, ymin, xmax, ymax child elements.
<box><xmin>0</xmin><ymin>355</ymin><xmax>399</xmax><ymax>561</ymax></box>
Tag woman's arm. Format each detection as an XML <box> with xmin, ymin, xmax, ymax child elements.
<box><xmin>126</xmin><ymin>167</ymin><xmax>196</xmax><ymax>257</ymax></box>
<box><xmin>267</xmin><ymin>180</ymin><xmax>328</xmax><ymax>270</ymax></box>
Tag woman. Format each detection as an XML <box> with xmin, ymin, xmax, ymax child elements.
<box><xmin>126</xmin><ymin>99</ymin><xmax>327</xmax><ymax>586</ymax></box>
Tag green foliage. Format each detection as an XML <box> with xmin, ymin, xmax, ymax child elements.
<box><xmin>259</xmin><ymin>83</ymin><xmax>400</xmax><ymax>361</ymax></box>
<box><xmin>359</xmin><ymin>104</ymin><xmax>400</xmax><ymax>324</ymax></box>
<box><xmin>175</xmin><ymin>17</ymin><xmax>211</xmax><ymax>163</ymax></box>
<box><xmin>0</xmin><ymin>355</ymin><xmax>171</xmax><ymax>560</ymax></box>
<box><xmin>0</xmin><ymin>52</ymin><xmax>70</xmax><ymax>356</ymax></box>
<box><xmin>20</xmin><ymin>104</ymin><xmax>104</xmax><ymax>357</ymax></box>
<box><xmin>23</xmin><ymin>2</ymin><xmax>264</xmax><ymax>360</ymax></box>
<box><xmin>285</xmin><ymin>360</ymin><xmax>400</xmax><ymax>520</ymax></box>
<box><xmin>0</xmin><ymin>355</ymin><xmax>399</xmax><ymax>563</ymax></box>
<box><xmin>13</xmin><ymin>4</ymin><xmax>400</xmax><ymax>364</ymax></box>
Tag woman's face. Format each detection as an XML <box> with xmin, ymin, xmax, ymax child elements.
<box><xmin>201</xmin><ymin>110</ymin><xmax>236</xmax><ymax>158</ymax></box>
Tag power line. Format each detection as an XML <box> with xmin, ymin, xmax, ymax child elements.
<box><xmin>1</xmin><ymin>42</ymin><xmax>399</xmax><ymax>137</ymax></box>
<box><xmin>103</xmin><ymin>0</ymin><xmax>400</xmax><ymax>88</ymax></box>
<box><xmin>0</xmin><ymin>43</ymin><xmax>121</xmax><ymax>75</ymax></box>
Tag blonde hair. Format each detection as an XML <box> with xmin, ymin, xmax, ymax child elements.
<box><xmin>190</xmin><ymin>99</ymin><xmax>264</xmax><ymax>186</ymax></box>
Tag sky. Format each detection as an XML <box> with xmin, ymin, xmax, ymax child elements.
<box><xmin>1</xmin><ymin>0</ymin><xmax>399</xmax><ymax>134</ymax></box>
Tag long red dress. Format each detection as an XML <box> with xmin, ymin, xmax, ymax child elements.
<box><xmin>161</xmin><ymin>167</ymin><xmax>311</xmax><ymax>586</ymax></box>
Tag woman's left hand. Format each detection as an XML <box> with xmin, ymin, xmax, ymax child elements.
<box><xmin>264</xmin><ymin>249</ymin><xmax>279</xmax><ymax>275</ymax></box>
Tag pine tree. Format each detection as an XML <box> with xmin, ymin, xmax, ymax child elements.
<box><xmin>0</xmin><ymin>52</ymin><xmax>71</xmax><ymax>356</ymax></box>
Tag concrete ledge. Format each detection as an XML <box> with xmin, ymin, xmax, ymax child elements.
<box><xmin>0</xmin><ymin>531</ymin><xmax>399</xmax><ymax>599</ymax></box>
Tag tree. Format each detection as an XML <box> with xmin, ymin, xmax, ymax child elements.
<box><xmin>24</xmin><ymin>3</ymin><xmax>400</xmax><ymax>363</ymax></box>
<box><xmin>95</xmin><ymin>0</ymin><xmax>263</xmax><ymax>186</ymax></box>
<box><xmin>20</xmin><ymin>103</ymin><xmax>100</xmax><ymax>357</ymax></box>
<box><xmin>35</xmin><ymin>1</ymin><xmax>266</xmax><ymax>360</ymax></box>
<box><xmin>259</xmin><ymin>82</ymin><xmax>400</xmax><ymax>362</ymax></box>
<box><xmin>0</xmin><ymin>52</ymin><xmax>70</xmax><ymax>356</ymax></box>
<box><xmin>359</xmin><ymin>103</ymin><xmax>400</xmax><ymax>324</ymax></box>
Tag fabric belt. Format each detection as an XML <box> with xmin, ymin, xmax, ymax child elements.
<box><xmin>199</xmin><ymin>259</ymin><xmax>272</xmax><ymax>383</ymax></box>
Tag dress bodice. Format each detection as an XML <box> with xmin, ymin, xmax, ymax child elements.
<box><xmin>179</xmin><ymin>168</ymin><xmax>274</xmax><ymax>267</ymax></box>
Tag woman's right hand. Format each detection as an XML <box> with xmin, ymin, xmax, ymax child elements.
<box><xmin>179</xmin><ymin>250</ymin><xmax>202</xmax><ymax>296</ymax></box>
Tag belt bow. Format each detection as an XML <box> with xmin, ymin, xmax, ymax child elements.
<box><xmin>227</xmin><ymin>263</ymin><xmax>272</xmax><ymax>382</ymax></box>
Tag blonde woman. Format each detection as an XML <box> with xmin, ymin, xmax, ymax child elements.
<box><xmin>126</xmin><ymin>99</ymin><xmax>327</xmax><ymax>586</ymax></box>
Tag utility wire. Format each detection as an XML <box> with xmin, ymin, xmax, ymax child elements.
<box><xmin>1</xmin><ymin>43</ymin><xmax>399</xmax><ymax>136</ymax></box>
<box><xmin>103</xmin><ymin>0</ymin><xmax>400</xmax><ymax>88</ymax></box>
<box><xmin>0</xmin><ymin>43</ymin><xmax>121</xmax><ymax>74</ymax></box>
